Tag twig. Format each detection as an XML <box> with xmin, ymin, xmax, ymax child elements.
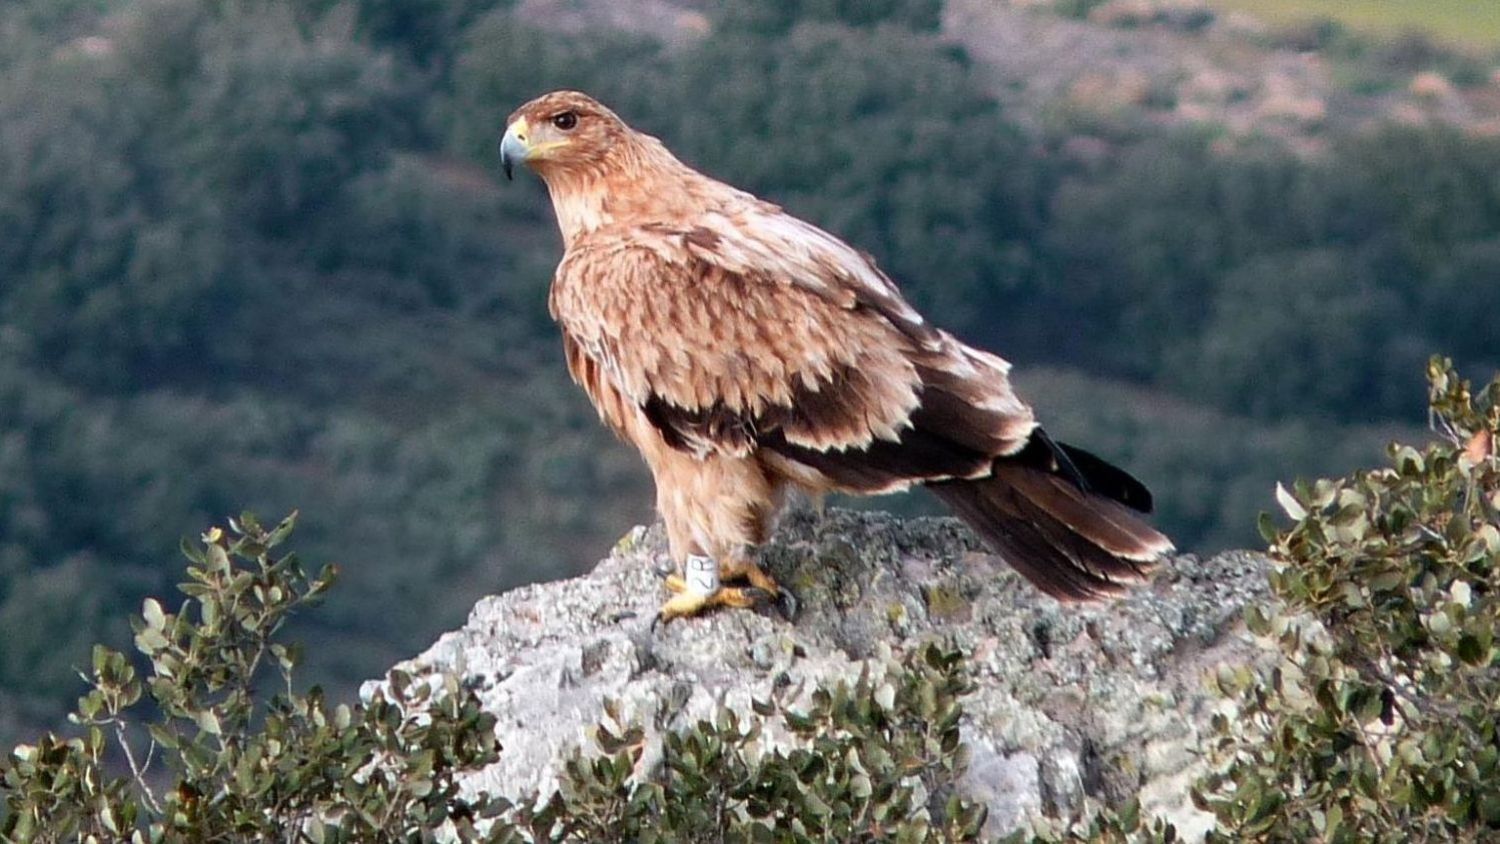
<box><xmin>115</xmin><ymin>720</ymin><xmax>164</xmax><ymax>815</ymax></box>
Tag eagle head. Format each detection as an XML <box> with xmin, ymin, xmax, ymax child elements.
<box><xmin>500</xmin><ymin>90</ymin><xmax>630</xmax><ymax>181</ymax></box>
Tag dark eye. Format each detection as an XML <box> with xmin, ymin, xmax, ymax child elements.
<box><xmin>552</xmin><ymin>111</ymin><xmax>578</xmax><ymax>131</ymax></box>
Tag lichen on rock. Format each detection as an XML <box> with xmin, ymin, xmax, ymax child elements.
<box><xmin>366</xmin><ymin>507</ymin><xmax>1271</xmax><ymax>838</ymax></box>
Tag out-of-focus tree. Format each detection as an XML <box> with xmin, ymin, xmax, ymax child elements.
<box><xmin>293</xmin><ymin>0</ymin><xmax>515</xmax><ymax>72</ymax></box>
<box><xmin>124</xmin><ymin>1</ymin><xmax>423</xmax><ymax>241</ymax></box>
<box><xmin>710</xmin><ymin>0</ymin><xmax>944</xmax><ymax>35</ymax></box>
<box><xmin>1171</xmin><ymin>249</ymin><xmax>1416</xmax><ymax>421</ymax></box>
<box><xmin>1422</xmin><ymin>238</ymin><xmax>1500</xmax><ymax>375</ymax></box>
<box><xmin>1042</xmin><ymin>124</ymin><xmax>1500</xmax><ymax>422</ymax></box>
<box><xmin>1045</xmin><ymin>134</ymin><xmax>1239</xmax><ymax>377</ymax></box>
<box><xmin>0</xmin><ymin>31</ymin><xmax>227</xmax><ymax>386</ymax></box>
<box><xmin>0</xmin><ymin>0</ymin><xmax>425</xmax><ymax>387</ymax></box>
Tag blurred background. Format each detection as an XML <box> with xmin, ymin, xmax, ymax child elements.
<box><xmin>1</xmin><ymin>0</ymin><xmax>1498</xmax><ymax>746</ymax></box>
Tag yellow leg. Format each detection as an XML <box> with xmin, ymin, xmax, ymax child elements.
<box><xmin>726</xmin><ymin>557</ymin><xmax>799</xmax><ymax>620</ymax></box>
<box><xmin>654</xmin><ymin>578</ymin><xmax>771</xmax><ymax>628</ymax></box>
<box><xmin>720</xmin><ymin>557</ymin><xmax>782</xmax><ymax>594</ymax></box>
<box><xmin>653</xmin><ymin>557</ymin><xmax>797</xmax><ymax>629</ymax></box>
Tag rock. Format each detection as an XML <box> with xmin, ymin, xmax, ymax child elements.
<box><xmin>1068</xmin><ymin>68</ymin><xmax>1156</xmax><ymax>112</ymax></box>
<box><xmin>1410</xmin><ymin>70</ymin><xmax>1458</xmax><ymax>102</ymax></box>
<box><xmin>1255</xmin><ymin>71</ymin><xmax>1327</xmax><ymax>126</ymax></box>
<box><xmin>1088</xmin><ymin>0</ymin><xmax>1160</xmax><ymax>29</ymax></box>
<box><xmin>366</xmin><ymin>508</ymin><xmax>1273</xmax><ymax>838</ymax></box>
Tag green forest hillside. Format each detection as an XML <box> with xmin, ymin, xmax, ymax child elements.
<box><xmin>1</xmin><ymin>0</ymin><xmax>1496</xmax><ymax>742</ymax></box>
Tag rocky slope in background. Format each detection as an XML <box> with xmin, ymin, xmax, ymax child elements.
<box><xmin>515</xmin><ymin>0</ymin><xmax>1500</xmax><ymax>151</ymax></box>
<box><xmin>369</xmin><ymin>508</ymin><xmax>1274</xmax><ymax>838</ymax></box>
<box><xmin>950</xmin><ymin>0</ymin><xmax>1500</xmax><ymax>147</ymax></box>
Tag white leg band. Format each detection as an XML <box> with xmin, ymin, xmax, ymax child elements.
<box><xmin>684</xmin><ymin>555</ymin><xmax>720</xmax><ymax>596</ymax></box>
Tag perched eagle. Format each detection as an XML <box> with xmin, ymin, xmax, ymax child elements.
<box><xmin>500</xmin><ymin>90</ymin><xmax>1173</xmax><ymax>624</ymax></box>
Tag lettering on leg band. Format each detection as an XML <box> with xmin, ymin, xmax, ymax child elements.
<box><xmin>684</xmin><ymin>555</ymin><xmax>720</xmax><ymax>596</ymax></box>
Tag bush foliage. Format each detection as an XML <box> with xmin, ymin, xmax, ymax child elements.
<box><xmin>500</xmin><ymin>642</ymin><xmax>984</xmax><ymax>842</ymax></box>
<box><xmin>0</xmin><ymin>513</ymin><xmax>985</xmax><ymax>842</ymax></box>
<box><xmin>1010</xmin><ymin>358</ymin><xmax>1500</xmax><ymax>842</ymax></box>
<box><xmin>1195</xmin><ymin>358</ymin><xmax>1500</xmax><ymax>841</ymax></box>
<box><xmin>0</xmin><ymin>513</ymin><xmax>505</xmax><ymax>842</ymax></box>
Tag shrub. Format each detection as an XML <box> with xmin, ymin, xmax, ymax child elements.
<box><xmin>1</xmin><ymin>510</ymin><xmax>987</xmax><ymax>842</ymax></box>
<box><xmin>504</xmin><ymin>642</ymin><xmax>986</xmax><ymax>842</ymax></box>
<box><xmin>1013</xmin><ymin>357</ymin><xmax>1500</xmax><ymax>842</ymax></box>
<box><xmin>0</xmin><ymin>512</ymin><xmax>506</xmax><ymax>842</ymax></box>
<box><xmin>1194</xmin><ymin>357</ymin><xmax>1500</xmax><ymax>840</ymax></box>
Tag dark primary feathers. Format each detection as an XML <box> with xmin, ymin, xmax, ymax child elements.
<box><xmin>757</xmin><ymin>369</ymin><xmax>1171</xmax><ymax>601</ymax></box>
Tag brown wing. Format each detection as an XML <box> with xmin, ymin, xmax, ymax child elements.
<box><xmin>552</xmin><ymin>201</ymin><xmax>1171</xmax><ymax>601</ymax></box>
<box><xmin>550</xmin><ymin>205</ymin><xmax>1036</xmax><ymax>491</ymax></box>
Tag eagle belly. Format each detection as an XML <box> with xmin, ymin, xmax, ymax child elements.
<box><xmin>562</xmin><ymin>331</ymin><xmax>783</xmax><ymax>564</ymax></box>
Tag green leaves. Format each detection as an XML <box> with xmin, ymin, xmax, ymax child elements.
<box><xmin>1193</xmin><ymin>358</ymin><xmax>1500</xmax><ymax>842</ymax></box>
<box><xmin>1017</xmin><ymin>359</ymin><xmax>1500</xmax><ymax>843</ymax></box>
<box><xmin>0</xmin><ymin>512</ymin><xmax>506</xmax><ymax>842</ymax></box>
<box><xmin>1274</xmin><ymin>482</ymin><xmax>1308</xmax><ymax>521</ymax></box>
<box><xmin>507</xmin><ymin>641</ymin><xmax>986</xmax><ymax>842</ymax></box>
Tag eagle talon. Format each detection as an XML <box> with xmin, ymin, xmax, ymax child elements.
<box><xmin>740</xmin><ymin>587</ymin><xmax>772</xmax><ymax>605</ymax></box>
<box><xmin>774</xmin><ymin>587</ymin><xmax>800</xmax><ymax>622</ymax></box>
<box><xmin>742</xmin><ymin>586</ymin><xmax>798</xmax><ymax>622</ymax></box>
<box><xmin>651</xmin><ymin>583</ymin><xmax>773</xmax><ymax>629</ymax></box>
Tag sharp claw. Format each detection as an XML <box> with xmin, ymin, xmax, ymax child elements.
<box><xmin>651</xmin><ymin>612</ymin><xmax>667</xmax><ymax>633</ymax></box>
<box><xmin>742</xmin><ymin>587</ymin><xmax>772</xmax><ymax>605</ymax></box>
<box><xmin>775</xmin><ymin>588</ymin><xmax>800</xmax><ymax>622</ymax></box>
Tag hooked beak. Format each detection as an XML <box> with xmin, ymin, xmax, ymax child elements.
<box><xmin>499</xmin><ymin>117</ymin><xmax>531</xmax><ymax>181</ymax></box>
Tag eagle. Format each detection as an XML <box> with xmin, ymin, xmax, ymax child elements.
<box><xmin>500</xmin><ymin>90</ymin><xmax>1173</xmax><ymax>625</ymax></box>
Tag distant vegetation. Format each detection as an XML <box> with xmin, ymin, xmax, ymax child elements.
<box><xmin>1205</xmin><ymin>0</ymin><xmax>1500</xmax><ymax>51</ymax></box>
<box><xmin>0</xmin><ymin>0</ymin><xmax>1496</xmax><ymax>742</ymax></box>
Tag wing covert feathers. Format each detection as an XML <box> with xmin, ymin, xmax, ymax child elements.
<box><xmin>546</xmin><ymin>160</ymin><xmax>1168</xmax><ymax>602</ymax></box>
<box><xmin>550</xmin><ymin>204</ymin><xmax>1034</xmax><ymax>461</ymax></box>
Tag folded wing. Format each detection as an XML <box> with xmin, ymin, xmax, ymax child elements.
<box><xmin>550</xmin><ymin>203</ymin><xmax>1034</xmax><ymax>468</ymax></box>
<box><xmin>551</xmin><ymin>201</ymin><xmax>1171</xmax><ymax>600</ymax></box>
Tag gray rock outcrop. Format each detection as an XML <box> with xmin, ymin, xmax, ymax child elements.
<box><xmin>368</xmin><ymin>508</ymin><xmax>1272</xmax><ymax>838</ymax></box>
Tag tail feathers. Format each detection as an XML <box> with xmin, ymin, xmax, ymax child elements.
<box><xmin>1019</xmin><ymin>429</ymin><xmax>1155</xmax><ymax>514</ymax></box>
<box><xmin>1054</xmin><ymin>441</ymin><xmax>1155</xmax><ymax>514</ymax></box>
<box><xmin>930</xmin><ymin>462</ymin><xmax>1174</xmax><ymax>601</ymax></box>
<box><xmin>998</xmin><ymin>466</ymin><xmax>1167</xmax><ymax>562</ymax></box>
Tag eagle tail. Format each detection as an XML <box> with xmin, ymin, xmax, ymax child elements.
<box><xmin>928</xmin><ymin>433</ymin><xmax>1173</xmax><ymax>601</ymax></box>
